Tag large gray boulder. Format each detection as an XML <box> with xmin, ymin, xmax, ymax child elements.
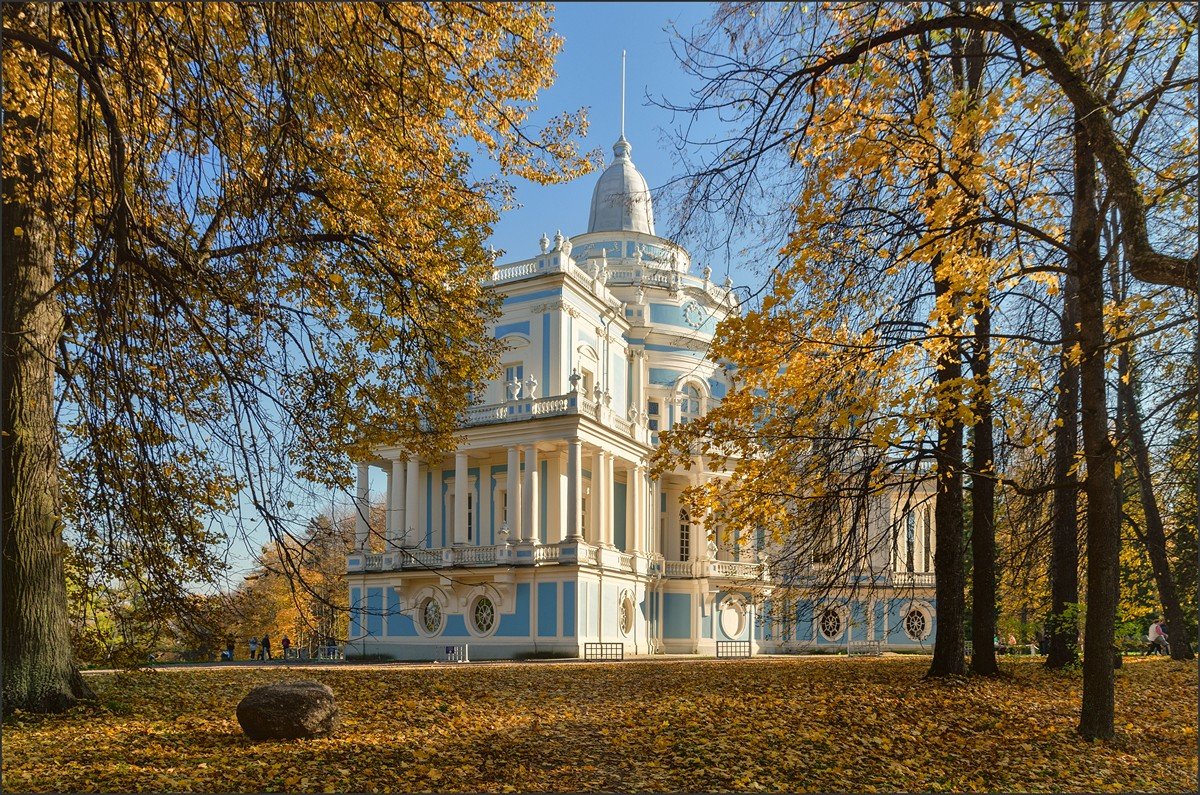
<box><xmin>236</xmin><ymin>679</ymin><xmax>339</xmax><ymax>740</ymax></box>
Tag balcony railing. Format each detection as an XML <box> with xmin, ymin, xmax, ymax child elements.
<box><xmin>710</xmin><ymin>560</ymin><xmax>769</xmax><ymax>579</ymax></box>
<box><xmin>460</xmin><ymin>391</ymin><xmax>648</xmax><ymax>443</ymax></box>
<box><xmin>663</xmin><ymin>561</ymin><xmax>693</xmax><ymax>578</ymax></box>
<box><xmin>349</xmin><ymin>545</ymin><xmax>774</xmax><ymax>581</ymax></box>
<box><xmin>891</xmin><ymin>571</ymin><xmax>936</xmax><ymax>588</ymax></box>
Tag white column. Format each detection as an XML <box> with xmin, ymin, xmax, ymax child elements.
<box><xmin>603</xmin><ymin>451</ymin><xmax>615</xmax><ymax>547</ymax></box>
<box><xmin>384</xmin><ymin>468</ymin><xmax>395</xmax><ymax>544</ymax></box>
<box><xmin>547</xmin><ymin>451</ymin><xmax>564</xmax><ymax>545</ymax></box>
<box><xmin>507</xmin><ymin>446</ymin><xmax>522</xmax><ymax>538</ymax></box>
<box><xmin>629</xmin><ymin>463</ymin><xmax>644</xmax><ymax>553</ymax></box>
<box><xmin>567</xmin><ymin>438</ymin><xmax>582</xmax><ymax>540</ymax></box>
<box><xmin>405</xmin><ymin>455</ymin><xmax>420</xmax><ymax>546</ymax></box>
<box><xmin>523</xmin><ymin>444</ymin><xmax>539</xmax><ymax>543</ymax></box>
<box><xmin>652</xmin><ymin>477</ymin><xmax>663</xmax><ymax>555</ymax></box>
<box><xmin>389</xmin><ymin>459</ymin><xmax>404</xmax><ymax>548</ymax></box>
<box><xmin>355</xmin><ymin>463</ymin><xmax>369</xmax><ymax>549</ymax></box>
<box><xmin>590</xmin><ymin>449</ymin><xmax>603</xmax><ymax>544</ymax></box>
<box><xmin>454</xmin><ymin>452</ymin><xmax>468</xmax><ymax>545</ymax></box>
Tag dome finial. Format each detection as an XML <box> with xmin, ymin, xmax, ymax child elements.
<box><xmin>621</xmin><ymin>50</ymin><xmax>626</xmax><ymax>139</ymax></box>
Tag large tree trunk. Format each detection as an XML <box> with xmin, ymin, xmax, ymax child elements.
<box><xmin>970</xmin><ymin>302</ymin><xmax>999</xmax><ymax>676</ymax></box>
<box><xmin>1051</xmin><ymin>144</ymin><xmax>1089</xmax><ymax>672</ymax></box>
<box><xmin>927</xmin><ymin>257</ymin><xmax>967</xmax><ymax>678</ymax></box>
<box><xmin>1074</xmin><ymin>121</ymin><xmax>1119</xmax><ymax>741</ymax></box>
<box><xmin>1</xmin><ymin>24</ymin><xmax>93</xmax><ymax>712</ymax></box>
<box><xmin>1116</xmin><ymin>339</ymin><xmax>1195</xmax><ymax>661</ymax></box>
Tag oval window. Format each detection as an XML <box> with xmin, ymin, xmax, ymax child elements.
<box><xmin>472</xmin><ymin>596</ymin><xmax>496</xmax><ymax>635</ymax></box>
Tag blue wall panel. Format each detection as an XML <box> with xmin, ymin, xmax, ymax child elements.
<box><xmin>387</xmin><ymin>588</ymin><xmax>416</xmax><ymax>636</ymax></box>
<box><xmin>366</xmin><ymin>587</ymin><xmax>383</xmax><ymax>637</ymax></box>
<box><xmin>497</xmin><ymin>583</ymin><xmax>531</xmax><ymax>637</ymax></box>
<box><xmin>649</xmin><ymin>367</ymin><xmax>682</xmax><ymax>386</ymax></box>
<box><xmin>350</xmin><ymin>586</ymin><xmax>362</xmax><ymax>638</ymax></box>
<box><xmin>443</xmin><ymin>614</ymin><xmax>468</xmax><ymax>637</ymax></box>
<box><xmin>664</xmin><ymin>593</ymin><xmax>692</xmax><ymax>639</ymax></box>
<box><xmin>562</xmin><ymin>582</ymin><xmax>576</xmax><ymax>637</ymax></box>
<box><xmin>538</xmin><ymin>582</ymin><xmax>558</xmax><ymax>637</ymax></box>
<box><xmin>502</xmin><ymin>288</ymin><xmax>561</xmax><ymax>307</ymax></box>
<box><xmin>495</xmin><ymin>320</ymin><xmax>531</xmax><ymax>338</ymax></box>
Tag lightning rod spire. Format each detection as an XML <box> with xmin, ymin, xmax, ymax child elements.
<box><xmin>621</xmin><ymin>50</ymin><xmax>626</xmax><ymax>138</ymax></box>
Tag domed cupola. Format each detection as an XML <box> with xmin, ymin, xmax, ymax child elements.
<box><xmin>587</xmin><ymin>135</ymin><xmax>656</xmax><ymax>235</ymax></box>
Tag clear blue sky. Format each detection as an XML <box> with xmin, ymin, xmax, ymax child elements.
<box><xmin>225</xmin><ymin>3</ymin><xmax>735</xmax><ymax>583</ymax></box>
<box><xmin>486</xmin><ymin>2</ymin><xmax>730</xmax><ymax>274</ymax></box>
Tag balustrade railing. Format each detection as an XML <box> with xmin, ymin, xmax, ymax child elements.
<box><xmin>615</xmin><ymin>552</ymin><xmax>635</xmax><ymax>571</ymax></box>
<box><xmin>891</xmin><ymin>571</ymin><xmax>936</xmax><ymax>588</ymax></box>
<box><xmin>404</xmin><ymin>548</ymin><xmax>443</xmax><ymax>569</ymax></box>
<box><xmin>535</xmin><ymin>545</ymin><xmax>561</xmax><ymax>563</ymax></box>
<box><xmin>364</xmin><ymin>553</ymin><xmax>384</xmax><ymax>571</ymax></box>
<box><xmin>664</xmin><ymin>561</ymin><xmax>692</xmax><ymax>578</ymax></box>
<box><xmin>710</xmin><ymin>560</ymin><xmax>767</xmax><ymax>579</ymax></box>
<box><xmin>455</xmin><ymin>545</ymin><xmax>500</xmax><ymax>565</ymax></box>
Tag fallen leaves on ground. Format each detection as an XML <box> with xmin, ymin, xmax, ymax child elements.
<box><xmin>1</xmin><ymin>656</ymin><xmax>1194</xmax><ymax>792</ymax></box>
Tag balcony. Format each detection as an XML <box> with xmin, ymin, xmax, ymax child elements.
<box><xmin>460</xmin><ymin>392</ymin><xmax>644</xmax><ymax>441</ymax></box>
<box><xmin>347</xmin><ymin>544</ymin><xmax>770</xmax><ymax>581</ymax></box>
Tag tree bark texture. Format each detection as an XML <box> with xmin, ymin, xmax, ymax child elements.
<box><xmin>970</xmin><ymin>303</ymin><xmax>999</xmax><ymax>676</ymax></box>
<box><xmin>928</xmin><ymin>257</ymin><xmax>967</xmax><ymax>678</ymax></box>
<box><xmin>1046</xmin><ymin>133</ymin><xmax>1084</xmax><ymax>677</ymax></box>
<box><xmin>1</xmin><ymin>26</ymin><xmax>94</xmax><ymax>712</ymax></box>
<box><xmin>1073</xmin><ymin>126</ymin><xmax>1119</xmax><ymax>742</ymax></box>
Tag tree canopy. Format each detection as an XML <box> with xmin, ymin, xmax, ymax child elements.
<box><xmin>2</xmin><ymin>1</ymin><xmax>591</xmax><ymax>712</ymax></box>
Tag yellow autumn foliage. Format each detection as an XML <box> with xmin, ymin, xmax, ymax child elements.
<box><xmin>2</xmin><ymin>658</ymin><xmax>1195</xmax><ymax>792</ymax></box>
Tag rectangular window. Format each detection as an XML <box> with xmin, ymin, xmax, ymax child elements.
<box><xmin>679</xmin><ymin>510</ymin><xmax>691</xmax><ymax>562</ymax></box>
<box><xmin>504</xmin><ymin>363</ymin><xmax>524</xmax><ymax>398</ymax></box>
<box><xmin>582</xmin><ymin>369</ymin><xmax>595</xmax><ymax>396</ymax></box>
<box><xmin>467</xmin><ymin>493</ymin><xmax>475</xmax><ymax>542</ymax></box>
<box><xmin>647</xmin><ymin>400</ymin><xmax>660</xmax><ymax>431</ymax></box>
<box><xmin>905</xmin><ymin>510</ymin><xmax>916</xmax><ymax>572</ymax></box>
<box><xmin>923</xmin><ymin>507</ymin><xmax>932</xmax><ymax>571</ymax></box>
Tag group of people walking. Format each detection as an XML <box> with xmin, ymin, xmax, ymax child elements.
<box><xmin>222</xmin><ymin>634</ymin><xmax>291</xmax><ymax>661</ymax></box>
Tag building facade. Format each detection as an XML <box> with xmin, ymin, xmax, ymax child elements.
<box><xmin>345</xmin><ymin>134</ymin><xmax>938</xmax><ymax>659</ymax></box>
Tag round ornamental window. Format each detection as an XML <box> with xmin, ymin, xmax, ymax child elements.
<box><xmin>619</xmin><ymin>593</ymin><xmax>635</xmax><ymax>636</ymax></box>
<box><xmin>472</xmin><ymin>596</ymin><xmax>496</xmax><ymax>634</ymax></box>
<box><xmin>420</xmin><ymin>598</ymin><xmax>443</xmax><ymax>636</ymax></box>
<box><xmin>721</xmin><ymin>600</ymin><xmax>746</xmax><ymax>639</ymax></box>
<box><xmin>904</xmin><ymin>608</ymin><xmax>928</xmax><ymax>641</ymax></box>
<box><xmin>819</xmin><ymin>608</ymin><xmax>843</xmax><ymax>641</ymax></box>
<box><xmin>682</xmin><ymin>300</ymin><xmax>706</xmax><ymax>329</ymax></box>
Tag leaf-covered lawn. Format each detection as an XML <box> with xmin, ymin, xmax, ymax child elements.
<box><xmin>2</xmin><ymin>656</ymin><xmax>1195</xmax><ymax>792</ymax></box>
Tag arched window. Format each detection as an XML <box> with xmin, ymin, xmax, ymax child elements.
<box><xmin>679</xmin><ymin>509</ymin><xmax>691</xmax><ymax>561</ymax></box>
<box><xmin>680</xmin><ymin>384</ymin><xmax>702</xmax><ymax>423</ymax></box>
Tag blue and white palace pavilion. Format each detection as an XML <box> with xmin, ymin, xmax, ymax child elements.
<box><xmin>345</xmin><ymin>133</ymin><xmax>939</xmax><ymax>659</ymax></box>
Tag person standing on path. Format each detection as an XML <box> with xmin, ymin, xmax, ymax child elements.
<box><xmin>261</xmin><ymin>633</ymin><xmax>272</xmax><ymax>661</ymax></box>
<box><xmin>281</xmin><ymin>635</ymin><xmax>291</xmax><ymax>659</ymax></box>
<box><xmin>1148</xmin><ymin>619</ymin><xmax>1169</xmax><ymax>655</ymax></box>
<box><xmin>248</xmin><ymin>636</ymin><xmax>258</xmax><ymax>661</ymax></box>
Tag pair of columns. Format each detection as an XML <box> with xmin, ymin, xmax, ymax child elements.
<box><xmin>571</xmin><ymin>443</ymin><xmax>649</xmax><ymax>552</ymax></box>
<box><xmin>355</xmin><ymin>457</ymin><xmax>420</xmax><ymax>550</ymax></box>
<box><xmin>502</xmin><ymin>445</ymin><xmax>540</xmax><ymax>544</ymax></box>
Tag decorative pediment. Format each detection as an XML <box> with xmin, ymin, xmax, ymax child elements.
<box><xmin>576</xmin><ymin>343</ymin><xmax>599</xmax><ymax>361</ymax></box>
